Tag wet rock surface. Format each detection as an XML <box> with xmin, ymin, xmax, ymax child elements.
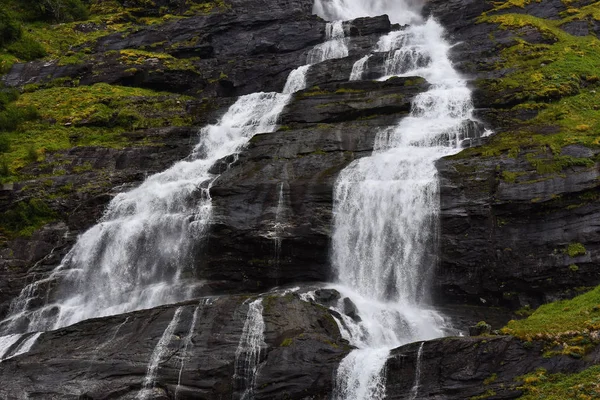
<box><xmin>0</xmin><ymin>0</ymin><xmax>598</xmax><ymax>398</ymax></box>
<box><xmin>385</xmin><ymin>335</ymin><xmax>600</xmax><ymax>399</ymax></box>
<box><xmin>0</xmin><ymin>292</ymin><xmax>348</xmax><ymax>399</ymax></box>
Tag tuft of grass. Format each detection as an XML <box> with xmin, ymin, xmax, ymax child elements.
<box><xmin>516</xmin><ymin>366</ymin><xmax>600</xmax><ymax>400</ymax></box>
<box><xmin>502</xmin><ymin>286</ymin><xmax>600</xmax><ymax>338</ymax></box>
<box><xmin>566</xmin><ymin>242</ymin><xmax>586</xmax><ymax>257</ymax></box>
<box><xmin>0</xmin><ymin>198</ymin><xmax>57</xmax><ymax>238</ymax></box>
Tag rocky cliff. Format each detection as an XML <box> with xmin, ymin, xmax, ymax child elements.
<box><xmin>0</xmin><ymin>0</ymin><xmax>599</xmax><ymax>398</ymax></box>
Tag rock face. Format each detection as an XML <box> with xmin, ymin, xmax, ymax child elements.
<box><xmin>422</xmin><ymin>0</ymin><xmax>600</xmax><ymax>308</ymax></box>
<box><xmin>385</xmin><ymin>335</ymin><xmax>600</xmax><ymax>399</ymax></box>
<box><xmin>0</xmin><ymin>0</ymin><xmax>599</xmax><ymax>398</ymax></box>
<box><xmin>0</xmin><ymin>291</ymin><xmax>348</xmax><ymax>399</ymax></box>
<box><xmin>202</xmin><ymin>77</ymin><xmax>428</xmax><ymax>291</ymax></box>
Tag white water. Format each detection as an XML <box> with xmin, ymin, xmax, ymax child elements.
<box><xmin>0</xmin><ymin>334</ymin><xmax>23</xmax><ymax>360</ymax></box>
<box><xmin>138</xmin><ymin>307</ymin><xmax>183</xmax><ymax>400</ymax></box>
<box><xmin>314</xmin><ymin>2</ymin><xmax>476</xmax><ymax>398</ymax></box>
<box><xmin>349</xmin><ymin>55</ymin><xmax>370</xmax><ymax>81</ymax></box>
<box><xmin>307</xmin><ymin>21</ymin><xmax>349</xmax><ymax>65</ymax></box>
<box><xmin>409</xmin><ymin>342</ymin><xmax>425</xmax><ymax>400</ymax></box>
<box><xmin>0</xmin><ymin>89</ymin><xmax>291</xmax><ymax>335</ymax></box>
<box><xmin>0</xmin><ymin>332</ymin><xmax>42</xmax><ymax>361</ymax></box>
<box><xmin>283</xmin><ymin>65</ymin><xmax>311</xmax><ymax>94</ymax></box>
<box><xmin>313</xmin><ymin>0</ymin><xmax>423</xmax><ymax>25</ymax></box>
<box><xmin>175</xmin><ymin>301</ymin><xmax>206</xmax><ymax>399</ymax></box>
<box><xmin>233</xmin><ymin>299</ymin><xmax>266</xmax><ymax>400</ymax></box>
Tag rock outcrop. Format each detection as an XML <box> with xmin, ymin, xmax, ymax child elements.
<box><xmin>0</xmin><ymin>291</ymin><xmax>348</xmax><ymax>399</ymax></box>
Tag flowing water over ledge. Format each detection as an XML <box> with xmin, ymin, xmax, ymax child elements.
<box><xmin>314</xmin><ymin>3</ymin><xmax>480</xmax><ymax>399</ymax></box>
<box><xmin>0</xmin><ymin>1</ymin><xmax>485</xmax><ymax>397</ymax></box>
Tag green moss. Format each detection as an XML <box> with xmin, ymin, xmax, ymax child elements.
<box><xmin>470</xmin><ymin>389</ymin><xmax>496</xmax><ymax>400</ymax></box>
<box><xmin>0</xmin><ymin>198</ymin><xmax>57</xmax><ymax>238</ymax></box>
<box><xmin>117</xmin><ymin>49</ymin><xmax>198</xmax><ymax>71</ymax></box>
<box><xmin>516</xmin><ymin>366</ymin><xmax>600</xmax><ymax>400</ymax></box>
<box><xmin>456</xmin><ymin>9</ymin><xmax>600</xmax><ymax>166</ymax></box>
<box><xmin>483</xmin><ymin>373</ymin><xmax>498</xmax><ymax>385</ymax></box>
<box><xmin>334</xmin><ymin>88</ymin><xmax>364</xmax><ymax>94</ymax></box>
<box><xmin>569</xmin><ymin>264</ymin><xmax>579</xmax><ymax>272</ymax></box>
<box><xmin>566</xmin><ymin>242</ymin><xmax>586</xmax><ymax>257</ymax></box>
<box><xmin>0</xmin><ymin>83</ymin><xmax>192</xmax><ymax>183</ymax></box>
<box><xmin>280</xmin><ymin>338</ymin><xmax>293</xmax><ymax>347</ymax></box>
<box><xmin>501</xmin><ymin>285</ymin><xmax>600</xmax><ymax>339</ymax></box>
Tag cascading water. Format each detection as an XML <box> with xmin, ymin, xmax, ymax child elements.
<box><xmin>0</xmin><ymin>91</ymin><xmax>291</xmax><ymax>337</ymax></box>
<box><xmin>233</xmin><ymin>299</ymin><xmax>266</xmax><ymax>400</ymax></box>
<box><xmin>313</xmin><ymin>2</ymin><xmax>478</xmax><ymax>398</ymax></box>
<box><xmin>307</xmin><ymin>21</ymin><xmax>349</xmax><ymax>65</ymax></box>
<box><xmin>349</xmin><ymin>55</ymin><xmax>371</xmax><ymax>81</ymax></box>
<box><xmin>313</xmin><ymin>0</ymin><xmax>423</xmax><ymax>24</ymax></box>
<box><xmin>137</xmin><ymin>307</ymin><xmax>183</xmax><ymax>400</ymax></box>
<box><xmin>0</xmin><ymin>14</ymin><xmax>358</xmax><ymax>340</ymax></box>
<box><xmin>409</xmin><ymin>342</ymin><xmax>425</xmax><ymax>400</ymax></box>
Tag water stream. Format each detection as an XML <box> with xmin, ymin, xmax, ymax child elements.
<box><xmin>233</xmin><ymin>299</ymin><xmax>266</xmax><ymax>400</ymax></box>
<box><xmin>137</xmin><ymin>307</ymin><xmax>183</xmax><ymax>400</ymax></box>
<box><xmin>314</xmin><ymin>2</ymin><xmax>477</xmax><ymax>399</ymax></box>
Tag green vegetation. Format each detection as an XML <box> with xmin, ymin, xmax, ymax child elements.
<box><xmin>469</xmin><ymin>389</ymin><xmax>496</xmax><ymax>400</ymax></box>
<box><xmin>516</xmin><ymin>366</ymin><xmax>600</xmax><ymax>400</ymax></box>
<box><xmin>502</xmin><ymin>286</ymin><xmax>600</xmax><ymax>340</ymax></box>
<box><xmin>0</xmin><ymin>83</ymin><xmax>192</xmax><ymax>182</ymax></box>
<box><xmin>0</xmin><ymin>198</ymin><xmax>56</xmax><ymax>238</ymax></box>
<box><xmin>280</xmin><ymin>338</ymin><xmax>293</xmax><ymax>347</ymax></box>
<box><xmin>566</xmin><ymin>242</ymin><xmax>586</xmax><ymax>257</ymax></box>
<box><xmin>455</xmin><ymin>3</ymin><xmax>600</xmax><ymax>180</ymax></box>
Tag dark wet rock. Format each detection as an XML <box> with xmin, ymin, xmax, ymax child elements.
<box><xmin>435</xmin><ymin>151</ymin><xmax>600</xmax><ymax>309</ymax></box>
<box><xmin>200</xmin><ymin>78</ymin><xmax>428</xmax><ymax>291</ymax></box>
<box><xmin>0</xmin><ymin>292</ymin><xmax>348</xmax><ymax>399</ymax></box>
<box><xmin>342</xmin><ymin>297</ymin><xmax>360</xmax><ymax>322</ymax></box>
<box><xmin>468</xmin><ymin>321</ymin><xmax>491</xmax><ymax>336</ymax></box>
<box><xmin>385</xmin><ymin>336</ymin><xmax>599</xmax><ymax>399</ymax></box>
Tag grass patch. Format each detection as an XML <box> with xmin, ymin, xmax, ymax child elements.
<box><xmin>502</xmin><ymin>286</ymin><xmax>600</xmax><ymax>339</ymax></box>
<box><xmin>455</xmin><ymin>8</ymin><xmax>600</xmax><ymax>170</ymax></box>
<box><xmin>0</xmin><ymin>83</ymin><xmax>192</xmax><ymax>182</ymax></box>
<box><xmin>516</xmin><ymin>366</ymin><xmax>600</xmax><ymax>400</ymax></box>
<box><xmin>0</xmin><ymin>198</ymin><xmax>57</xmax><ymax>238</ymax></box>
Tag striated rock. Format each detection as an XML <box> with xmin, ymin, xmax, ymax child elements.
<box><xmin>436</xmin><ymin>151</ymin><xmax>600</xmax><ymax>308</ymax></box>
<box><xmin>385</xmin><ymin>336</ymin><xmax>600</xmax><ymax>399</ymax></box>
<box><xmin>200</xmin><ymin>77</ymin><xmax>428</xmax><ymax>291</ymax></box>
<box><xmin>0</xmin><ymin>291</ymin><xmax>348</xmax><ymax>399</ymax></box>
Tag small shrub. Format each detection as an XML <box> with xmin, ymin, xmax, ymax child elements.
<box><xmin>566</xmin><ymin>243</ymin><xmax>586</xmax><ymax>258</ymax></box>
<box><xmin>6</xmin><ymin>35</ymin><xmax>47</xmax><ymax>61</ymax></box>
<box><xmin>0</xmin><ymin>9</ymin><xmax>22</xmax><ymax>46</ymax></box>
<box><xmin>0</xmin><ymin>104</ymin><xmax>39</xmax><ymax>132</ymax></box>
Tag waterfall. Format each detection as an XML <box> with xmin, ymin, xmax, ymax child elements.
<box><xmin>137</xmin><ymin>307</ymin><xmax>183</xmax><ymax>400</ymax></box>
<box><xmin>409</xmin><ymin>342</ymin><xmax>425</xmax><ymax>400</ymax></box>
<box><xmin>313</xmin><ymin>0</ymin><xmax>423</xmax><ymax>24</ymax></box>
<box><xmin>0</xmin><ymin>332</ymin><xmax>42</xmax><ymax>361</ymax></box>
<box><xmin>307</xmin><ymin>21</ymin><xmax>349</xmax><ymax>64</ymax></box>
<box><xmin>0</xmin><ymin>91</ymin><xmax>291</xmax><ymax>335</ymax></box>
<box><xmin>284</xmin><ymin>65</ymin><xmax>311</xmax><ymax>94</ymax></box>
<box><xmin>333</xmin><ymin>348</ymin><xmax>388</xmax><ymax>400</ymax></box>
<box><xmin>0</xmin><ymin>11</ymin><xmax>363</xmax><ymax>337</ymax></box>
<box><xmin>175</xmin><ymin>301</ymin><xmax>204</xmax><ymax>399</ymax></box>
<box><xmin>313</xmin><ymin>2</ymin><xmax>476</xmax><ymax>398</ymax></box>
<box><xmin>233</xmin><ymin>299</ymin><xmax>266</xmax><ymax>400</ymax></box>
<box><xmin>349</xmin><ymin>55</ymin><xmax>370</xmax><ymax>81</ymax></box>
